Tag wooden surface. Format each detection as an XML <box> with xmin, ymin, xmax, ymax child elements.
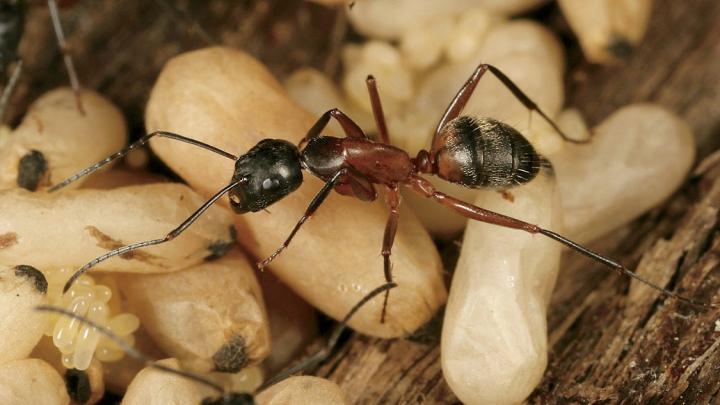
<box><xmin>15</xmin><ymin>0</ymin><xmax>720</xmax><ymax>403</ymax></box>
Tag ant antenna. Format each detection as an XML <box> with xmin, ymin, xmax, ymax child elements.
<box><xmin>34</xmin><ymin>305</ymin><xmax>226</xmax><ymax>395</ymax></box>
<box><xmin>0</xmin><ymin>59</ymin><xmax>22</xmax><ymax>123</ymax></box>
<box><xmin>257</xmin><ymin>282</ymin><xmax>398</xmax><ymax>391</ymax></box>
<box><xmin>47</xmin><ymin>0</ymin><xmax>84</xmax><ymax>115</ymax></box>
<box><xmin>539</xmin><ymin>229</ymin><xmax>720</xmax><ymax>308</ymax></box>
<box><xmin>61</xmin><ymin>179</ymin><xmax>242</xmax><ymax>293</ymax></box>
<box><xmin>48</xmin><ymin>130</ymin><xmax>238</xmax><ymax>192</ymax></box>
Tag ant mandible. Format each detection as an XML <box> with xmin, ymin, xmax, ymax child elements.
<box><xmin>0</xmin><ymin>0</ymin><xmax>84</xmax><ymax>122</ymax></box>
<box><xmin>52</xmin><ymin>62</ymin><xmax>717</xmax><ymax>319</ymax></box>
<box><xmin>37</xmin><ymin>282</ymin><xmax>397</xmax><ymax>405</ymax></box>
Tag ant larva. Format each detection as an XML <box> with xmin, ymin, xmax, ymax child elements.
<box><xmin>36</xmin><ymin>282</ymin><xmax>397</xmax><ymax>405</ymax></box>
<box><xmin>51</xmin><ymin>62</ymin><xmax>718</xmax><ymax>318</ymax></box>
<box><xmin>0</xmin><ymin>0</ymin><xmax>84</xmax><ymax>122</ymax></box>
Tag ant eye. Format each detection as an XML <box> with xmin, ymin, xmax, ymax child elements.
<box><xmin>262</xmin><ymin>177</ymin><xmax>281</xmax><ymax>191</ymax></box>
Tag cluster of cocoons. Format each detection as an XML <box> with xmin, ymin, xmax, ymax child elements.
<box><xmin>44</xmin><ymin>268</ymin><xmax>139</xmax><ymax>371</ymax></box>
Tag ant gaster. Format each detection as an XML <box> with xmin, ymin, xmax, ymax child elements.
<box><xmin>36</xmin><ymin>282</ymin><xmax>398</xmax><ymax>405</ymax></box>
<box><xmin>52</xmin><ymin>62</ymin><xmax>718</xmax><ymax>317</ymax></box>
<box><xmin>0</xmin><ymin>0</ymin><xmax>84</xmax><ymax>123</ymax></box>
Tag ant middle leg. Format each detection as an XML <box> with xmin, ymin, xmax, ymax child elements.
<box><xmin>365</xmin><ymin>75</ymin><xmax>390</xmax><ymax>144</ymax></box>
<box><xmin>0</xmin><ymin>59</ymin><xmax>22</xmax><ymax>124</ymax></box>
<box><xmin>299</xmin><ymin>108</ymin><xmax>367</xmax><ymax>147</ymax></box>
<box><xmin>434</xmin><ymin>63</ymin><xmax>585</xmax><ymax>144</ymax></box>
<box><xmin>258</xmin><ymin>168</ymin><xmax>349</xmax><ymax>270</ymax></box>
<box><xmin>62</xmin><ymin>180</ymin><xmax>242</xmax><ymax>293</ymax></box>
<box><xmin>407</xmin><ymin>175</ymin><xmax>717</xmax><ymax>308</ymax></box>
<box><xmin>380</xmin><ymin>184</ymin><xmax>400</xmax><ymax>323</ymax></box>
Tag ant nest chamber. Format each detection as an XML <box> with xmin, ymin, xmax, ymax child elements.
<box><xmin>1</xmin><ymin>1</ymin><xmax>719</xmax><ymax>404</ymax></box>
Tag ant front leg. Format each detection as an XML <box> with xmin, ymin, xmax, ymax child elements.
<box><xmin>365</xmin><ymin>75</ymin><xmax>390</xmax><ymax>144</ymax></box>
<box><xmin>258</xmin><ymin>168</ymin><xmax>348</xmax><ymax>270</ymax></box>
<box><xmin>300</xmin><ymin>108</ymin><xmax>367</xmax><ymax>148</ymax></box>
<box><xmin>434</xmin><ymin>63</ymin><xmax>584</xmax><ymax>144</ymax></box>
<box><xmin>408</xmin><ymin>175</ymin><xmax>718</xmax><ymax>308</ymax></box>
<box><xmin>380</xmin><ymin>184</ymin><xmax>400</xmax><ymax>323</ymax></box>
<box><xmin>0</xmin><ymin>59</ymin><xmax>22</xmax><ymax>124</ymax></box>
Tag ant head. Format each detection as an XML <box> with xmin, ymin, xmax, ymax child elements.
<box><xmin>229</xmin><ymin>139</ymin><xmax>303</xmax><ymax>213</ymax></box>
<box><xmin>202</xmin><ymin>392</ymin><xmax>255</xmax><ymax>405</ymax></box>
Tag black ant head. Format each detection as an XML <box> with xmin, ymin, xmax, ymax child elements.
<box><xmin>229</xmin><ymin>139</ymin><xmax>303</xmax><ymax>213</ymax></box>
<box><xmin>202</xmin><ymin>392</ymin><xmax>255</xmax><ymax>405</ymax></box>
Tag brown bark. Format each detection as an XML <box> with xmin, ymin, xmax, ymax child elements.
<box><xmin>13</xmin><ymin>0</ymin><xmax>720</xmax><ymax>403</ymax></box>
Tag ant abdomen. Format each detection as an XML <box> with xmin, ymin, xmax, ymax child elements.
<box><xmin>433</xmin><ymin>116</ymin><xmax>543</xmax><ymax>188</ymax></box>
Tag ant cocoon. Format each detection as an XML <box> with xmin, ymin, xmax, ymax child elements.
<box><xmin>0</xmin><ymin>264</ymin><xmax>48</xmax><ymax>363</ymax></box>
<box><xmin>145</xmin><ymin>47</ymin><xmax>446</xmax><ymax>338</ymax></box>
<box><xmin>255</xmin><ymin>376</ymin><xmax>347</xmax><ymax>405</ymax></box>
<box><xmin>551</xmin><ymin>104</ymin><xmax>695</xmax><ymax>244</ymax></box>
<box><xmin>442</xmin><ymin>172</ymin><xmax>561</xmax><ymax>405</ymax></box>
<box><xmin>0</xmin><ymin>88</ymin><xmax>126</xmax><ymax>191</ymax></box>
<box><xmin>0</xmin><ymin>358</ymin><xmax>69</xmax><ymax>405</ymax></box>
<box><xmin>0</xmin><ymin>184</ymin><xmax>235</xmax><ymax>275</ymax></box>
<box><xmin>117</xmin><ymin>250</ymin><xmax>271</xmax><ymax>373</ymax></box>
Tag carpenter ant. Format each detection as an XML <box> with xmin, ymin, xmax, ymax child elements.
<box><xmin>52</xmin><ymin>62</ymin><xmax>718</xmax><ymax>318</ymax></box>
<box><xmin>0</xmin><ymin>0</ymin><xmax>84</xmax><ymax>122</ymax></box>
<box><xmin>36</xmin><ymin>282</ymin><xmax>397</xmax><ymax>405</ymax></box>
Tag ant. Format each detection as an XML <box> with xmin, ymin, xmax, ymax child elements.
<box><xmin>36</xmin><ymin>282</ymin><xmax>397</xmax><ymax>405</ymax></box>
<box><xmin>0</xmin><ymin>0</ymin><xmax>84</xmax><ymax>123</ymax></box>
<box><xmin>51</xmin><ymin>62</ymin><xmax>718</xmax><ymax>320</ymax></box>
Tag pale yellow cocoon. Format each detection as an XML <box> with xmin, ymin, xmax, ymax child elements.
<box><xmin>551</xmin><ymin>104</ymin><xmax>695</xmax><ymax>244</ymax></box>
<box><xmin>442</xmin><ymin>172</ymin><xmax>561</xmax><ymax>405</ymax></box>
<box><xmin>0</xmin><ymin>88</ymin><xmax>127</xmax><ymax>191</ymax></box>
<box><xmin>0</xmin><ymin>265</ymin><xmax>48</xmax><ymax>363</ymax></box>
<box><xmin>145</xmin><ymin>47</ymin><xmax>445</xmax><ymax>338</ymax></box>
<box><xmin>121</xmin><ymin>358</ymin><xmax>210</xmax><ymax>405</ymax></box>
<box><xmin>0</xmin><ymin>359</ymin><xmax>70</xmax><ymax>405</ymax></box>
<box><xmin>558</xmin><ymin>0</ymin><xmax>653</xmax><ymax>63</ymax></box>
<box><xmin>118</xmin><ymin>250</ymin><xmax>271</xmax><ymax>373</ymax></box>
<box><xmin>0</xmin><ymin>185</ymin><xmax>235</xmax><ymax>273</ymax></box>
<box><xmin>256</xmin><ymin>376</ymin><xmax>347</xmax><ymax>405</ymax></box>
<box><xmin>347</xmin><ymin>0</ymin><xmax>548</xmax><ymax>39</ymax></box>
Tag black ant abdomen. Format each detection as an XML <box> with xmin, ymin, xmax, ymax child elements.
<box><xmin>201</xmin><ymin>393</ymin><xmax>255</xmax><ymax>405</ymax></box>
<box><xmin>433</xmin><ymin>116</ymin><xmax>542</xmax><ymax>189</ymax></box>
<box><xmin>229</xmin><ymin>139</ymin><xmax>304</xmax><ymax>214</ymax></box>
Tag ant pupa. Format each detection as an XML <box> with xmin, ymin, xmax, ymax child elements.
<box><xmin>0</xmin><ymin>0</ymin><xmax>84</xmax><ymax>123</ymax></box>
<box><xmin>36</xmin><ymin>282</ymin><xmax>397</xmax><ymax>405</ymax></box>
<box><xmin>51</xmin><ymin>61</ymin><xmax>719</xmax><ymax>319</ymax></box>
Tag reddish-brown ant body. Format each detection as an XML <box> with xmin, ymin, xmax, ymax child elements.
<box><xmin>52</xmin><ymin>62</ymin><xmax>717</xmax><ymax>317</ymax></box>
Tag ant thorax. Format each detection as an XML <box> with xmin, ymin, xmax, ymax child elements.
<box><xmin>433</xmin><ymin>116</ymin><xmax>543</xmax><ymax>189</ymax></box>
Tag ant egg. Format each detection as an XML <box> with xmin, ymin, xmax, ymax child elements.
<box><xmin>0</xmin><ymin>88</ymin><xmax>127</xmax><ymax>192</ymax></box>
<box><xmin>442</xmin><ymin>172</ymin><xmax>561</xmax><ymax>404</ymax></box>
<box><xmin>42</xmin><ymin>268</ymin><xmax>139</xmax><ymax>371</ymax></box>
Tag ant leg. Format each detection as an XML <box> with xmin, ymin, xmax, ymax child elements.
<box><xmin>365</xmin><ymin>75</ymin><xmax>390</xmax><ymax>144</ymax></box>
<box><xmin>47</xmin><ymin>0</ymin><xmax>84</xmax><ymax>115</ymax></box>
<box><xmin>35</xmin><ymin>305</ymin><xmax>227</xmax><ymax>395</ymax></box>
<box><xmin>257</xmin><ymin>282</ymin><xmax>398</xmax><ymax>392</ymax></box>
<box><xmin>49</xmin><ymin>131</ymin><xmax>238</xmax><ymax>192</ymax></box>
<box><xmin>434</xmin><ymin>63</ymin><xmax>584</xmax><ymax>144</ymax></box>
<box><xmin>299</xmin><ymin>108</ymin><xmax>367</xmax><ymax>148</ymax></box>
<box><xmin>62</xmin><ymin>180</ymin><xmax>241</xmax><ymax>293</ymax></box>
<box><xmin>258</xmin><ymin>168</ymin><xmax>348</xmax><ymax>269</ymax></box>
<box><xmin>0</xmin><ymin>59</ymin><xmax>22</xmax><ymax>124</ymax></box>
<box><xmin>380</xmin><ymin>184</ymin><xmax>400</xmax><ymax>323</ymax></box>
<box><xmin>408</xmin><ymin>175</ymin><xmax>718</xmax><ymax>308</ymax></box>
